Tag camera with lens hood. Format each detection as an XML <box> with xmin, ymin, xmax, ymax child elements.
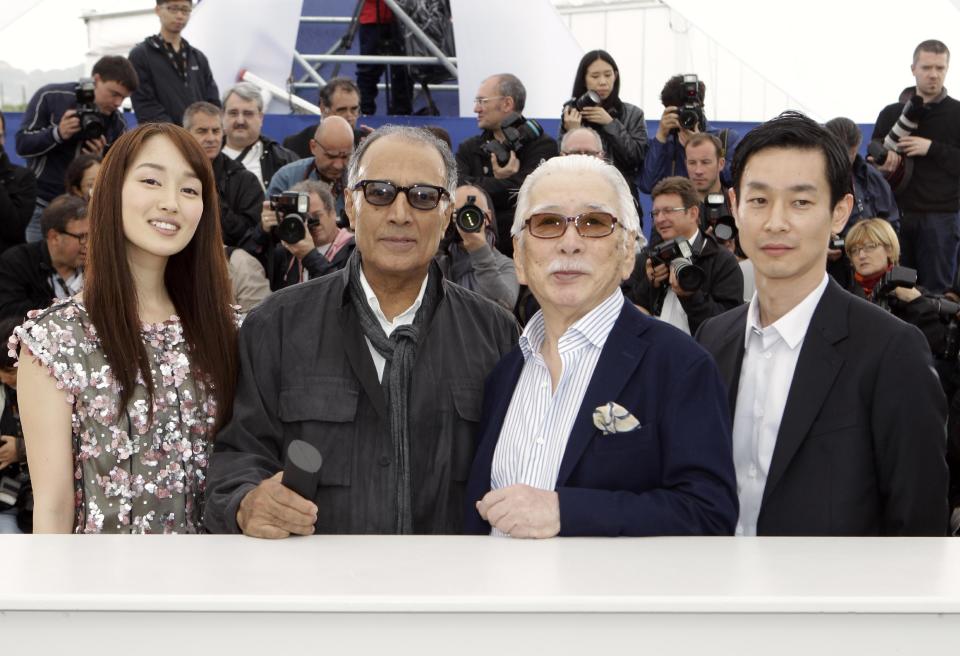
<box><xmin>677</xmin><ymin>74</ymin><xmax>705</xmax><ymax>132</ymax></box>
<box><xmin>649</xmin><ymin>237</ymin><xmax>706</xmax><ymax>292</ymax></box>
<box><xmin>454</xmin><ymin>195</ymin><xmax>485</xmax><ymax>233</ymax></box>
<box><xmin>481</xmin><ymin>113</ymin><xmax>545</xmax><ymax>167</ymax></box>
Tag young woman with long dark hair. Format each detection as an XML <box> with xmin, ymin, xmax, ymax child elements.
<box><xmin>561</xmin><ymin>49</ymin><xmax>649</xmax><ymax>201</ymax></box>
<box><xmin>14</xmin><ymin>122</ymin><xmax>239</xmax><ymax>534</ymax></box>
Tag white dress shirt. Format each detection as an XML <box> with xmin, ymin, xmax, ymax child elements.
<box><xmin>489</xmin><ymin>288</ymin><xmax>624</xmax><ymax>536</ymax></box>
<box><xmin>222</xmin><ymin>140</ymin><xmax>265</xmax><ymax>191</ymax></box>
<box><xmin>358</xmin><ymin>268</ymin><xmax>428</xmax><ymax>382</ymax></box>
<box><xmin>733</xmin><ymin>273</ymin><xmax>829</xmax><ymax>536</ymax></box>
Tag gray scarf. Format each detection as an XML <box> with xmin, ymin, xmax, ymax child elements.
<box><xmin>347</xmin><ymin>251</ymin><xmax>441</xmax><ymax>534</ymax></box>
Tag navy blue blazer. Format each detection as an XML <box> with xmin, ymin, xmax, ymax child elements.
<box><xmin>463</xmin><ymin>301</ymin><xmax>738</xmax><ymax>536</ymax></box>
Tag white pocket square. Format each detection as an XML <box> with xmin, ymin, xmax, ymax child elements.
<box><xmin>592</xmin><ymin>401</ymin><xmax>640</xmax><ymax>435</ymax></box>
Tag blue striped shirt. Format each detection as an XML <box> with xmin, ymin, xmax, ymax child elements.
<box><xmin>489</xmin><ymin>288</ymin><xmax>624</xmax><ymax>535</ymax></box>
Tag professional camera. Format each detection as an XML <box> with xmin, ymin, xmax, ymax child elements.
<box><xmin>829</xmin><ymin>235</ymin><xmax>845</xmax><ymax>251</ymax></box>
<box><xmin>74</xmin><ymin>78</ymin><xmax>106</xmax><ymax>141</ymax></box>
<box><xmin>270</xmin><ymin>191</ymin><xmax>316</xmax><ymax>244</ymax></box>
<box><xmin>871</xmin><ymin>265</ymin><xmax>917</xmax><ymax>311</ymax></box>
<box><xmin>677</xmin><ymin>74</ymin><xmax>705</xmax><ymax>131</ymax></box>
<box><xmin>563</xmin><ymin>90</ymin><xmax>602</xmax><ymax>112</ymax></box>
<box><xmin>454</xmin><ymin>194</ymin><xmax>485</xmax><ymax>233</ymax></box>
<box><xmin>703</xmin><ymin>192</ymin><xmax>736</xmax><ymax>242</ymax></box>
<box><xmin>481</xmin><ymin>113</ymin><xmax>544</xmax><ymax>167</ymax></box>
<box><xmin>650</xmin><ymin>237</ymin><xmax>705</xmax><ymax>292</ymax></box>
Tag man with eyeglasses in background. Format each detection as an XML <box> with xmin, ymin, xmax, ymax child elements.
<box><xmin>129</xmin><ymin>1</ymin><xmax>220</xmax><ymax>126</ymax></box>
<box><xmin>0</xmin><ymin>195</ymin><xmax>88</xmax><ymax>320</ymax></box>
<box><xmin>559</xmin><ymin>126</ymin><xmax>606</xmax><ymax>159</ymax></box>
<box><xmin>456</xmin><ymin>74</ymin><xmax>558</xmax><ymax>258</ymax></box>
<box><xmin>462</xmin><ymin>155</ymin><xmax>737</xmax><ymax>538</ymax></box>
<box><xmin>205</xmin><ymin>125</ymin><xmax>518</xmax><ymax>538</ymax></box>
<box><xmin>221</xmin><ymin>82</ymin><xmax>298</xmax><ymax>192</ymax></box>
<box><xmin>623</xmin><ymin>176</ymin><xmax>743</xmax><ymax>335</ymax></box>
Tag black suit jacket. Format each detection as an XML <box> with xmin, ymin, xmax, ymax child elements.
<box><xmin>696</xmin><ymin>279</ymin><xmax>949</xmax><ymax>536</ymax></box>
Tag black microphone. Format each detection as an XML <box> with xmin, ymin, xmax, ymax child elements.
<box><xmin>281</xmin><ymin>439</ymin><xmax>323</xmax><ymax>500</ymax></box>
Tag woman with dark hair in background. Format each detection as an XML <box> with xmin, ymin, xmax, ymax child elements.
<box><xmin>64</xmin><ymin>153</ymin><xmax>101</xmax><ymax>202</ymax></box>
<box><xmin>561</xmin><ymin>49</ymin><xmax>648</xmax><ymax>201</ymax></box>
<box><xmin>14</xmin><ymin>122</ymin><xmax>239</xmax><ymax>534</ymax></box>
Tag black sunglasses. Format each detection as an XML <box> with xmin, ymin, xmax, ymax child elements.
<box><xmin>352</xmin><ymin>180</ymin><xmax>450</xmax><ymax>210</ymax></box>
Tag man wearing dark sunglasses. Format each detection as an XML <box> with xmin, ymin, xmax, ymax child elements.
<box><xmin>0</xmin><ymin>195</ymin><xmax>88</xmax><ymax>321</ymax></box>
<box><xmin>206</xmin><ymin>125</ymin><xmax>519</xmax><ymax>538</ymax></box>
<box><xmin>463</xmin><ymin>155</ymin><xmax>737</xmax><ymax>538</ymax></box>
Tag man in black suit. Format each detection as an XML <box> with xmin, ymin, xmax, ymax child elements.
<box><xmin>696</xmin><ymin>111</ymin><xmax>949</xmax><ymax>536</ymax></box>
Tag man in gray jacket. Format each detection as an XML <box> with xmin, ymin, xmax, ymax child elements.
<box><xmin>435</xmin><ymin>185</ymin><xmax>519</xmax><ymax>310</ymax></box>
<box><xmin>204</xmin><ymin>126</ymin><xmax>518</xmax><ymax>538</ymax></box>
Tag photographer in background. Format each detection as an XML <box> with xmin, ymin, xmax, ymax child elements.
<box><xmin>639</xmin><ymin>74</ymin><xmax>739</xmax><ymax>196</ymax></box>
<box><xmin>456</xmin><ymin>74</ymin><xmax>558</xmax><ymax>258</ymax></box>
<box><xmin>16</xmin><ymin>55</ymin><xmax>137</xmax><ymax>242</ymax></box>
<box><xmin>624</xmin><ymin>176</ymin><xmax>742</xmax><ymax>335</ymax></box>
<box><xmin>0</xmin><ymin>111</ymin><xmax>37</xmax><ymax>255</ymax></box>
<box><xmin>845</xmin><ymin>218</ymin><xmax>950</xmax><ymax>365</ymax></box>
<box><xmin>0</xmin><ymin>315</ymin><xmax>28</xmax><ymax>534</ymax></box>
<box><xmin>824</xmin><ymin>117</ymin><xmax>901</xmax><ymax>290</ymax></box>
<box><xmin>560</xmin><ymin>50</ymin><xmax>648</xmax><ymax>203</ymax></box>
<box><xmin>268</xmin><ymin>180</ymin><xmax>355</xmax><ymax>291</ymax></box>
<box><xmin>435</xmin><ymin>184</ymin><xmax>518</xmax><ymax>311</ymax></box>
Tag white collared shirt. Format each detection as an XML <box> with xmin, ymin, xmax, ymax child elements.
<box><xmin>223</xmin><ymin>140</ymin><xmax>265</xmax><ymax>191</ymax></box>
<box><xmin>489</xmin><ymin>288</ymin><xmax>624</xmax><ymax>536</ymax></box>
<box><xmin>733</xmin><ymin>273</ymin><xmax>829</xmax><ymax>536</ymax></box>
<box><xmin>358</xmin><ymin>268</ymin><xmax>428</xmax><ymax>382</ymax></box>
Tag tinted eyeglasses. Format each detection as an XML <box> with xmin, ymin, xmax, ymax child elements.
<box><xmin>352</xmin><ymin>180</ymin><xmax>450</xmax><ymax>210</ymax></box>
<box><xmin>523</xmin><ymin>212</ymin><xmax>619</xmax><ymax>239</ymax></box>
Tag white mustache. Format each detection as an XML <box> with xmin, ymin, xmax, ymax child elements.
<box><xmin>547</xmin><ymin>258</ymin><xmax>592</xmax><ymax>275</ymax></box>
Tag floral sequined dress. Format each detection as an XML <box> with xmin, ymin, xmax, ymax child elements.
<box><xmin>12</xmin><ymin>298</ymin><xmax>217</xmax><ymax>534</ymax></box>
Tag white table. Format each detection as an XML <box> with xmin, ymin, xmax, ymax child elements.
<box><xmin>3</xmin><ymin>535</ymin><xmax>959</xmax><ymax>654</ymax></box>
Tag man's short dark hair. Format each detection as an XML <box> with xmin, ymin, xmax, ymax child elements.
<box><xmin>493</xmin><ymin>74</ymin><xmax>526</xmax><ymax>113</ymax></box>
<box><xmin>651</xmin><ymin>176</ymin><xmax>699</xmax><ymax>209</ymax></box>
<box><xmin>183</xmin><ymin>101</ymin><xmax>222</xmax><ymax>130</ymax></box>
<box><xmin>92</xmin><ymin>55</ymin><xmax>139</xmax><ymax>93</ymax></box>
<box><xmin>914</xmin><ymin>39</ymin><xmax>950</xmax><ymax>64</ymax></box>
<box><xmin>661</xmin><ymin>74</ymin><xmax>705</xmax><ymax>108</ymax></box>
<box><xmin>423</xmin><ymin>125</ymin><xmax>452</xmax><ymax>149</ymax></box>
<box><xmin>731</xmin><ymin>111</ymin><xmax>851</xmax><ymax>208</ymax></box>
<box><xmin>41</xmin><ymin>194</ymin><xmax>87</xmax><ymax>236</ymax></box>
<box><xmin>685</xmin><ymin>133</ymin><xmax>724</xmax><ymax>159</ymax></box>
<box><xmin>318</xmin><ymin>77</ymin><xmax>360</xmax><ymax>108</ymax></box>
<box><xmin>824</xmin><ymin>117</ymin><xmax>862</xmax><ymax>151</ymax></box>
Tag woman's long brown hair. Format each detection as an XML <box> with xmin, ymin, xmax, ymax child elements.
<box><xmin>84</xmin><ymin>122</ymin><xmax>238</xmax><ymax>433</ymax></box>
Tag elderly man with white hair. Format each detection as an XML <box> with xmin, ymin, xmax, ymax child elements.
<box><xmin>463</xmin><ymin>155</ymin><xmax>738</xmax><ymax>538</ymax></box>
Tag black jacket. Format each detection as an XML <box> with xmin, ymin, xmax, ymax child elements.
<box><xmin>455</xmin><ymin>129</ymin><xmax>558</xmax><ymax>258</ymax></box>
<box><xmin>846</xmin><ymin>277</ymin><xmax>948</xmax><ymax>359</ymax></box>
<box><xmin>697</xmin><ymin>279</ymin><xmax>949</xmax><ymax>536</ymax></box>
<box><xmin>203</xmin><ymin>258</ymin><xmax>519</xmax><ymax>535</ymax></box>
<box><xmin>872</xmin><ymin>88</ymin><xmax>960</xmax><ymax>212</ymax></box>
<box><xmin>558</xmin><ymin>100</ymin><xmax>648</xmax><ymax>200</ymax></box>
<box><xmin>268</xmin><ymin>236</ymin><xmax>356</xmax><ymax>291</ymax></box>
<box><xmin>0</xmin><ymin>150</ymin><xmax>37</xmax><ymax>254</ymax></box>
<box><xmin>128</xmin><ymin>35</ymin><xmax>220</xmax><ymax>125</ymax></box>
<box><xmin>212</xmin><ymin>152</ymin><xmax>263</xmax><ymax>251</ymax></box>
<box><xmin>15</xmin><ymin>82</ymin><xmax>127</xmax><ymax>202</ymax></box>
<box><xmin>0</xmin><ymin>240</ymin><xmax>55</xmax><ymax>321</ymax></box>
<box><xmin>242</xmin><ymin>136</ymin><xmax>299</xmax><ymax>191</ymax></box>
<box><xmin>624</xmin><ymin>233</ymin><xmax>744</xmax><ymax>335</ymax></box>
